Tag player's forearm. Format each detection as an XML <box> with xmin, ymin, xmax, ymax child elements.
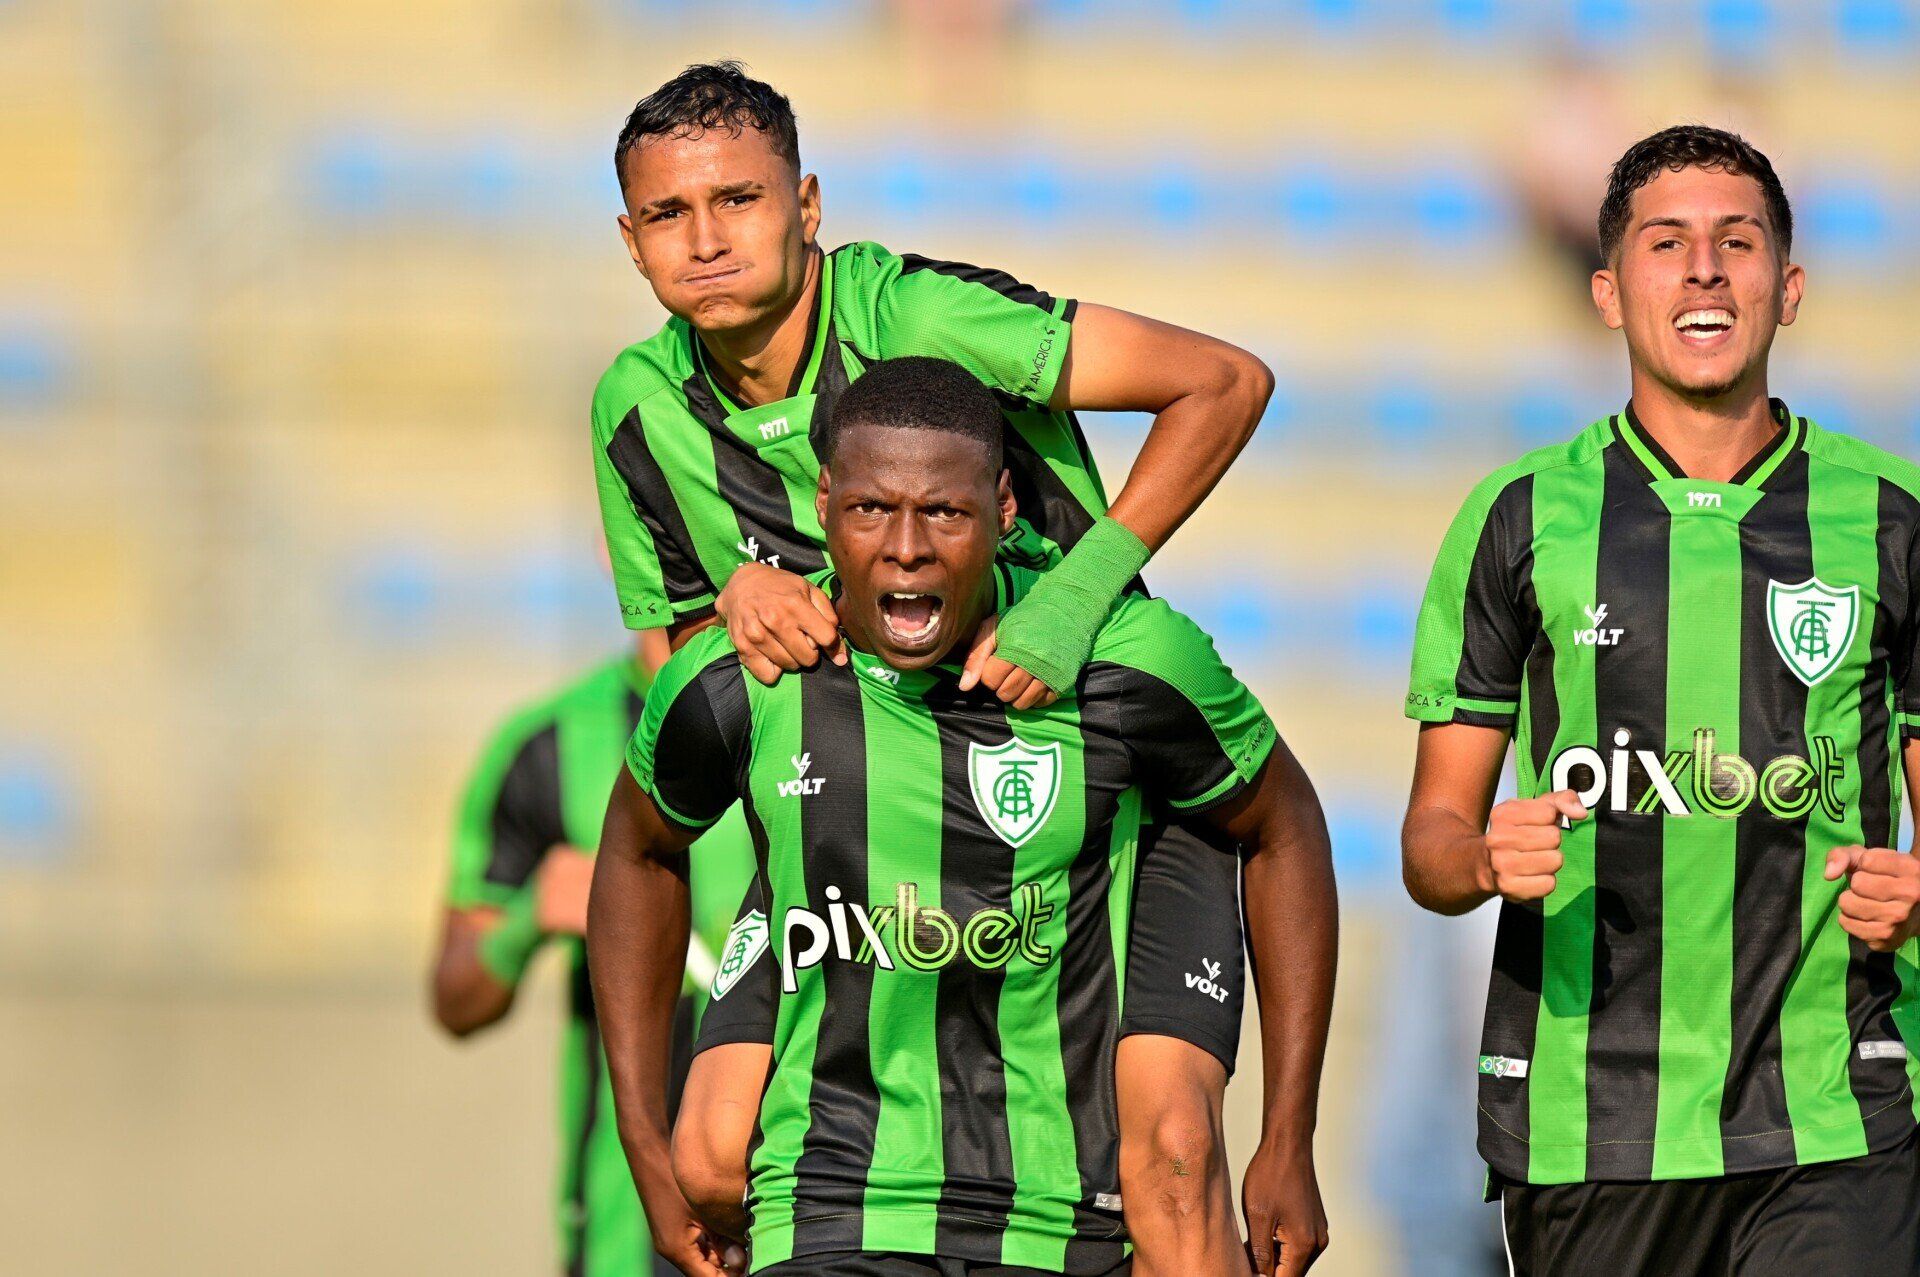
<box><xmin>1241</xmin><ymin>762</ymin><xmax>1337</xmax><ymax>1154</ymax></box>
<box><xmin>1101</xmin><ymin>342</ymin><xmax>1271</xmax><ymax>552</ymax></box>
<box><xmin>587</xmin><ymin>810</ymin><xmax>693</xmax><ymax>1172</ymax></box>
<box><xmin>1402</xmin><ymin>804</ymin><xmax>1496</xmax><ymax>915</ymax></box>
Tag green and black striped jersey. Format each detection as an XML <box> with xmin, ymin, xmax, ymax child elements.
<box><xmin>1408</xmin><ymin>403</ymin><xmax>1920</xmax><ymax>1186</ymax></box>
<box><xmin>626</xmin><ymin>572</ymin><xmax>1275</xmax><ymax>1274</ymax></box>
<box><xmin>591</xmin><ymin>241</ymin><xmax>1108</xmax><ymax>630</ymax></box>
<box><xmin>447</xmin><ymin>656</ymin><xmax>756</xmax><ymax>1276</ymax></box>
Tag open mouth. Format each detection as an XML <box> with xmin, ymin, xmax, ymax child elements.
<box><xmin>1674</xmin><ymin>308</ymin><xmax>1735</xmax><ymax>343</ymax></box>
<box><xmin>878</xmin><ymin>591</ymin><xmax>943</xmax><ymax>645</ymax></box>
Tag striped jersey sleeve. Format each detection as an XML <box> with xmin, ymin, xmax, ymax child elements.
<box><xmin>592</xmin><ymin>361</ymin><xmax>723</xmax><ymax>631</ymax></box>
<box><xmin>1086</xmin><ymin>595</ymin><xmax>1277</xmax><ymax>812</ymax></box>
<box><xmin>448</xmin><ymin>709</ymin><xmax>567</xmax><ymax>909</ymax></box>
<box><xmin>1407</xmin><ymin>470</ymin><xmax>1538</xmax><ymax>728</ymax></box>
<box><xmin>626</xmin><ymin>630</ymin><xmax>750</xmax><ymax>833</ymax></box>
<box><xmin>1897</xmin><ymin>478</ymin><xmax>1920</xmax><ymax>741</ymax></box>
<box><xmin>836</xmin><ymin>241</ymin><xmax>1075</xmax><ymax>409</ymax></box>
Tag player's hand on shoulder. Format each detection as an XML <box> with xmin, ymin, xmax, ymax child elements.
<box><xmin>958</xmin><ymin>614</ymin><xmax>1061</xmax><ymax>710</ymax></box>
<box><xmin>1825</xmin><ymin>845</ymin><xmax>1920</xmax><ymax>953</ymax></box>
<box><xmin>716</xmin><ymin>561</ymin><xmax>845</xmax><ymax>685</ymax></box>
<box><xmin>535</xmin><ymin>847</ymin><xmax>594</xmax><ymax>935</ymax></box>
<box><xmin>1480</xmin><ymin>790</ymin><xmax>1586</xmax><ymax>904</ymax></box>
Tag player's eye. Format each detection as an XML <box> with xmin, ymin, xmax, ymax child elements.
<box><xmin>648</xmin><ymin>208</ymin><xmax>683</xmax><ymax>223</ymax></box>
<box><xmin>1652</xmin><ymin>238</ymin><xmax>1681</xmax><ymax>251</ymax></box>
<box><xmin>722</xmin><ymin>194</ymin><xmax>757</xmax><ymax>208</ymax></box>
<box><xmin>1722</xmin><ymin>237</ymin><xmax>1751</xmax><ymax>251</ymax></box>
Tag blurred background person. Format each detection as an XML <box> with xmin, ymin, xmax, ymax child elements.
<box><xmin>4</xmin><ymin>3</ymin><xmax>1916</xmax><ymax>1274</ymax></box>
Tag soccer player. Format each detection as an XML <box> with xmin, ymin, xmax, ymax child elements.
<box><xmin>1402</xmin><ymin>125</ymin><xmax>1920</xmax><ymax>1275</ymax></box>
<box><xmin>591</xmin><ymin>62</ymin><xmax>1312</xmax><ymax>1271</ymax></box>
<box><xmin>589</xmin><ymin>357</ymin><xmax>1337</xmax><ymax>1277</ymax></box>
<box><xmin>431</xmin><ymin>630</ymin><xmax>758</xmax><ymax>1277</ymax></box>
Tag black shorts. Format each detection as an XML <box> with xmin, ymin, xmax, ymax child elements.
<box><xmin>692</xmin><ymin>818</ymin><xmax>1245</xmax><ymax>1074</ymax></box>
<box><xmin>756</xmin><ymin>1253</ymin><xmax>1130</xmax><ymax>1277</ymax></box>
<box><xmin>1496</xmin><ymin>1128</ymin><xmax>1920</xmax><ymax>1276</ymax></box>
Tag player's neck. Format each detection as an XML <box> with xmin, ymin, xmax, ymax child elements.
<box><xmin>1626</xmin><ymin>368</ymin><xmax>1780</xmax><ymax>484</ymax></box>
<box><xmin>697</xmin><ymin>249</ymin><xmax>823</xmax><ymax>409</ymax></box>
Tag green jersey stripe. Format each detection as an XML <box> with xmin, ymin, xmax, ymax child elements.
<box><xmin>1523</xmin><ymin>456</ymin><xmax>1605</xmax><ymax>1183</ymax></box>
<box><xmin>859</xmin><ymin>694</ymin><xmax>948</xmax><ymax>1256</ymax></box>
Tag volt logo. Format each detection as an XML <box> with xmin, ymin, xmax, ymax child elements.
<box><xmin>1572</xmin><ymin>603</ymin><xmax>1625</xmax><ymax>647</ymax></box>
<box><xmin>1185</xmin><ymin>957</ymin><xmax>1230</xmax><ymax>1003</ymax></box>
<box><xmin>737</xmin><ymin>536</ymin><xmax>781</xmax><ymax>570</ymax></box>
<box><xmin>777</xmin><ymin>753</ymin><xmax>824</xmax><ymax>798</ymax></box>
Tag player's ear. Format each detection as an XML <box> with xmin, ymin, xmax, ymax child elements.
<box><xmin>996</xmin><ymin>469</ymin><xmax>1016</xmax><ymax>536</ymax></box>
<box><xmin>815</xmin><ymin>463</ymin><xmax>831</xmax><ymax>528</ymax></box>
<box><xmin>1591</xmin><ymin>266</ymin><xmax>1623</xmax><ymax>330</ymax></box>
<box><xmin>617</xmin><ymin>214</ymin><xmax>649</xmax><ymax>279</ymax></box>
<box><xmin>1779</xmin><ymin>260</ymin><xmax>1805</xmax><ymax>327</ymax></box>
<box><xmin>797</xmin><ymin>172</ymin><xmax>821</xmax><ymax>248</ymax></box>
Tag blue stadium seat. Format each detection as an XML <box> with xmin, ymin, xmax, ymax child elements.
<box><xmin>0</xmin><ymin>749</ymin><xmax>74</xmax><ymax>863</ymax></box>
<box><xmin>0</xmin><ymin>322</ymin><xmax>67</xmax><ymax>411</ymax></box>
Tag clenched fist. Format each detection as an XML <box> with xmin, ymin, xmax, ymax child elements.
<box><xmin>1478</xmin><ymin>790</ymin><xmax>1587</xmax><ymax>904</ymax></box>
<box><xmin>1824</xmin><ymin>846</ymin><xmax>1920</xmax><ymax>953</ymax></box>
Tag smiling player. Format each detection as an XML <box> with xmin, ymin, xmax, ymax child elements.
<box><xmin>1402</xmin><ymin>126</ymin><xmax>1920</xmax><ymax>1274</ymax></box>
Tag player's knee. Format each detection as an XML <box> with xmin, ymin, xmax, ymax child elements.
<box><xmin>1124</xmin><ymin>1109</ymin><xmax>1225</xmax><ymax>1219</ymax></box>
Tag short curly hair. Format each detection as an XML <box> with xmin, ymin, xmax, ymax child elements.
<box><xmin>825</xmin><ymin>357</ymin><xmax>1004</xmax><ymax>472</ymax></box>
<box><xmin>1598</xmin><ymin>125</ymin><xmax>1793</xmax><ymax>264</ymax></box>
<box><xmin>615</xmin><ymin>61</ymin><xmax>800</xmax><ymax>187</ymax></box>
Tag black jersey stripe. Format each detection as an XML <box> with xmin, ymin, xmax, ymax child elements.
<box><xmin>1584</xmin><ymin>448</ymin><xmax>1675</xmax><ymax>1179</ymax></box>
<box><xmin>1451</xmin><ymin>477</ymin><xmax>1533</xmax><ymax>728</ymax></box>
<box><xmin>566</xmin><ymin>949</ymin><xmax>600</xmax><ymax>1277</ymax></box>
<box><xmin>896</xmin><ymin>254</ymin><xmax>1062</xmax><ymax>312</ymax></box>
<box><xmin>485</xmin><ymin>723</ymin><xmax>564</xmax><ymax>890</ymax></box>
<box><xmin>1478</xmin><ymin>471</ymin><xmax>1545</xmax><ymax>1159</ymax></box>
<box><xmin>1721</xmin><ymin>449</ymin><xmax>1811</xmax><ymax>1168</ymax></box>
<box><xmin>786</xmin><ymin>668</ymin><xmax>879</xmax><ymax>1255</ymax></box>
<box><xmin>604</xmin><ymin>407</ymin><xmax>719</xmax><ymax>606</ymax></box>
<box><xmin>924</xmin><ymin>684</ymin><xmax>1019</xmax><ymax>1260</ymax></box>
<box><xmin>1001</xmin><ymin>412</ymin><xmax>1101</xmax><ymax>560</ymax></box>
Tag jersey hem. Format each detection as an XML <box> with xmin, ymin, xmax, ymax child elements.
<box><xmin>1119</xmin><ymin>1015</ymin><xmax>1238</xmax><ymax>1077</ymax></box>
<box><xmin>750</xmin><ymin>1210</ymin><xmax>1107</xmax><ymax>1274</ymax></box>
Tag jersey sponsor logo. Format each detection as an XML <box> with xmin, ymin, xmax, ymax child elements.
<box><xmin>861</xmin><ymin>663</ymin><xmax>900</xmax><ymax>686</ymax></box>
<box><xmin>736</xmin><ymin>535</ymin><xmax>781</xmax><ymax>570</ymax></box>
<box><xmin>968</xmin><ymin>738</ymin><xmax>1062</xmax><ymax>848</ymax></box>
<box><xmin>778</xmin><ymin>880</ymin><xmax>1057</xmax><ymax>993</ymax></box>
<box><xmin>1478</xmin><ymin>1054</ymin><xmax>1529</xmax><ymax>1079</ymax></box>
<box><xmin>1185</xmin><ymin>957</ymin><xmax>1230</xmax><ymax>1004</ymax></box>
<box><xmin>1686</xmin><ymin>490</ymin><xmax>1723</xmax><ymax>509</ymax></box>
<box><xmin>710</xmin><ymin>909</ymin><xmax>770</xmax><ymax>1001</ymax></box>
<box><xmin>1572</xmin><ymin>602</ymin><xmax>1625</xmax><ymax>647</ymax></box>
<box><xmin>1548</xmin><ymin>727</ymin><xmax>1847</xmax><ymax>823</ymax></box>
<box><xmin>1767</xmin><ymin>578</ymin><xmax>1860</xmax><ymax>688</ymax></box>
<box><xmin>777</xmin><ymin>752</ymin><xmax>825</xmax><ymax>798</ymax></box>
<box><xmin>756</xmin><ymin>415</ymin><xmax>791</xmax><ymax>441</ymax></box>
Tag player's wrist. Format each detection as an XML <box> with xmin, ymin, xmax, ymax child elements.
<box><xmin>994</xmin><ymin>516</ymin><xmax>1151</xmax><ymax>689</ymax></box>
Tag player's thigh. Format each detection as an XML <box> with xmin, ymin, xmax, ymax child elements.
<box><xmin>1120</xmin><ymin>819</ymin><xmax>1242</xmax><ymax>1073</ymax></box>
<box><xmin>671</xmin><ymin>1041</ymin><xmax>773</xmax><ymax>1200</ymax></box>
<box><xmin>1499</xmin><ymin>1176</ymin><xmax>1732</xmax><ymax>1277</ymax></box>
<box><xmin>1732</xmin><ymin>1131</ymin><xmax>1920</xmax><ymax>1276</ymax></box>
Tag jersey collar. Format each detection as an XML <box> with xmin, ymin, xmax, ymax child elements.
<box><xmin>690</xmin><ymin>249</ymin><xmax>834</xmax><ymax>417</ymax></box>
<box><xmin>1616</xmin><ymin>398</ymin><xmax>1803</xmax><ymax>490</ymax></box>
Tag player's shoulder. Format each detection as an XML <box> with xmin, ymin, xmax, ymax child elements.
<box><xmin>1086</xmin><ymin>593</ymin><xmax>1228</xmax><ymax>680</ymax></box>
<box><xmin>1457</xmin><ymin>416</ymin><xmax>1616</xmax><ymax>514</ymax></box>
<box><xmin>591</xmin><ymin>318</ymin><xmax>696</xmax><ymax>435</ymax></box>
<box><xmin>1802</xmin><ymin>418</ymin><xmax>1920</xmax><ymax>502</ymax></box>
<box><xmin>644</xmin><ymin>627</ymin><xmax>744</xmax><ymax>723</ymax></box>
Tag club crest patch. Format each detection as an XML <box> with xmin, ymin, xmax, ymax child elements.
<box><xmin>967</xmin><ymin>738</ymin><xmax>1062</xmax><ymax>848</ymax></box>
<box><xmin>1766</xmin><ymin>578</ymin><xmax>1860</xmax><ymax>688</ymax></box>
<box><xmin>710</xmin><ymin>909</ymin><xmax>769</xmax><ymax>1001</ymax></box>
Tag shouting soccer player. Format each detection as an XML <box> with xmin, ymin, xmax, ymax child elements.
<box><xmin>1403</xmin><ymin>126</ymin><xmax>1920</xmax><ymax>1274</ymax></box>
<box><xmin>590</xmin><ymin>62</ymin><xmax>1316</xmax><ymax>1273</ymax></box>
<box><xmin>589</xmin><ymin>357</ymin><xmax>1337</xmax><ymax>1277</ymax></box>
<box><xmin>431</xmin><ymin>627</ymin><xmax>758</xmax><ymax>1277</ymax></box>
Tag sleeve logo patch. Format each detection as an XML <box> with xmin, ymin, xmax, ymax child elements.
<box><xmin>1478</xmin><ymin>1054</ymin><xmax>1530</xmax><ymax>1080</ymax></box>
<box><xmin>710</xmin><ymin>909</ymin><xmax>770</xmax><ymax>1001</ymax></box>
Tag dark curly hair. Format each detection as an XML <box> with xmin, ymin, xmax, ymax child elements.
<box><xmin>826</xmin><ymin>357</ymin><xmax>1004</xmax><ymax>472</ymax></box>
<box><xmin>1598</xmin><ymin>125</ymin><xmax>1792</xmax><ymax>264</ymax></box>
<box><xmin>615</xmin><ymin>61</ymin><xmax>800</xmax><ymax>187</ymax></box>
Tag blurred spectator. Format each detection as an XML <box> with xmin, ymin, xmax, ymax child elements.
<box><xmin>1512</xmin><ymin>56</ymin><xmax>1636</xmax><ymax>289</ymax></box>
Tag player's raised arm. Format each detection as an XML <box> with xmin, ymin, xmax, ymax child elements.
<box><xmin>985</xmin><ymin>306</ymin><xmax>1273</xmax><ymax>698</ymax></box>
